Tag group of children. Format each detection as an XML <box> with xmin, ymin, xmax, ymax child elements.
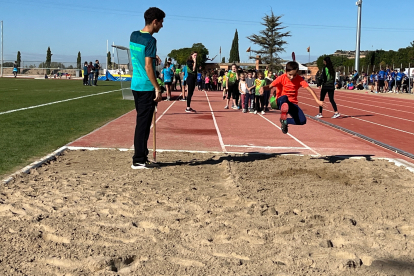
<box><xmin>156</xmin><ymin>60</ymin><xmax>324</xmax><ymax>134</ymax></box>
<box><xmin>369</xmin><ymin>68</ymin><xmax>410</xmax><ymax>93</ymax></box>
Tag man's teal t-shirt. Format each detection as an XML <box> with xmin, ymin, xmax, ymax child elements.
<box><xmin>130</xmin><ymin>30</ymin><xmax>157</xmax><ymax>91</ymax></box>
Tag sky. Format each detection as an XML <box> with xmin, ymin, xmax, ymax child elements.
<box><xmin>1</xmin><ymin>0</ymin><xmax>414</xmax><ymax>66</ymax></box>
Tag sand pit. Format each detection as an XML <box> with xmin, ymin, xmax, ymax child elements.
<box><xmin>1</xmin><ymin>150</ymin><xmax>414</xmax><ymax>275</ymax></box>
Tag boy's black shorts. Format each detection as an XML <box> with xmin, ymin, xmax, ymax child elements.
<box><xmin>378</xmin><ymin>80</ymin><xmax>385</xmax><ymax>87</ymax></box>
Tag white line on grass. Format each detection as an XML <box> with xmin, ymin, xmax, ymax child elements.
<box><xmin>204</xmin><ymin>90</ymin><xmax>227</xmax><ymax>153</ymax></box>
<box><xmin>259</xmin><ymin>114</ymin><xmax>321</xmax><ymax>156</ymax></box>
<box><xmin>300</xmin><ymin>101</ymin><xmax>414</xmax><ymax>136</ymax></box>
<box><xmin>0</xmin><ymin>89</ymin><xmax>122</xmax><ymax>115</ymax></box>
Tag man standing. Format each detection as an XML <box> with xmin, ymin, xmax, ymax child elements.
<box><xmin>94</xmin><ymin>60</ymin><xmax>101</xmax><ymax>86</ymax></box>
<box><xmin>130</xmin><ymin>7</ymin><xmax>165</xmax><ymax>169</ymax></box>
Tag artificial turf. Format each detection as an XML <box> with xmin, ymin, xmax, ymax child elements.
<box><xmin>0</xmin><ymin>78</ymin><xmax>135</xmax><ymax>178</ymax></box>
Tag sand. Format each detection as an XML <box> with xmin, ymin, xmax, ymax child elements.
<box><xmin>1</xmin><ymin>149</ymin><xmax>414</xmax><ymax>275</ymax></box>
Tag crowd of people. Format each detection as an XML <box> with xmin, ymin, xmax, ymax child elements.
<box><xmin>331</xmin><ymin>67</ymin><xmax>413</xmax><ymax>94</ymax></box>
<box><xmin>82</xmin><ymin>60</ymin><xmax>101</xmax><ymax>86</ymax></box>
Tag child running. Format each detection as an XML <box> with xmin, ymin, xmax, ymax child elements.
<box><xmin>260</xmin><ymin>61</ymin><xmax>324</xmax><ymax>134</ymax></box>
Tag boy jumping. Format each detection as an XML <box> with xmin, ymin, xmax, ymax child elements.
<box><xmin>260</xmin><ymin>61</ymin><xmax>325</xmax><ymax>134</ymax></box>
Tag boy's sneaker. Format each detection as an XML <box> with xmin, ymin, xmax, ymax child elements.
<box><xmin>179</xmin><ymin>97</ymin><xmax>186</xmax><ymax>101</ymax></box>
<box><xmin>315</xmin><ymin>114</ymin><xmax>323</xmax><ymax>118</ymax></box>
<box><xmin>224</xmin><ymin>105</ymin><xmax>229</xmax><ymax>109</ymax></box>
<box><xmin>249</xmin><ymin>108</ymin><xmax>254</xmax><ymax>113</ymax></box>
<box><xmin>131</xmin><ymin>160</ymin><xmax>160</xmax><ymax>169</ymax></box>
<box><xmin>254</xmin><ymin>110</ymin><xmax>257</xmax><ymax>114</ymax></box>
<box><xmin>232</xmin><ymin>106</ymin><xmax>238</xmax><ymax>109</ymax></box>
<box><xmin>185</xmin><ymin>107</ymin><xmax>196</xmax><ymax>113</ymax></box>
<box><xmin>280</xmin><ymin>103</ymin><xmax>289</xmax><ymax>121</ymax></box>
<box><xmin>280</xmin><ymin>119</ymin><xmax>288</xmax><ymax>134</ymax></box>
<box><xmin>261</xmin><ymin>111</ymin><xmax>265</xmax><ymax>115</ymax></box>
<box><xmin>242</xmin><ymin>109</ymin><xmax>247</xmax><ymax>113</ymax></box>
<box><xmin>331</xmin><ymin>113</ymin><xmax>340</xmax><ymax>119</ymax></box>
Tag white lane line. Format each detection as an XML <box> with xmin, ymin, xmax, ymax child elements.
<box><xmin>312</xmin><ymin>94</ymin><xmax>414</xmax><ymax>115</ymax></box>
<box><xmin>301</xmin><ymin>102</ymin><xmax>414</xmax><ymax>136</ymax></box>
<box><xmin>204</xmin><ymin>90</ymin><xmax>227</xmax><ymax>153</ymax></box>
<box><xmin>224</xmin><ymin>144</ymin><xmax>307</xmax><ymax>150</ymax></box>
<box><xmin>130</xmin><ymin>93</ymin><xmax>183</xmax><ymax>149</ymax></box>
<box><xmin>258</xmin><ymin>114</ymin><xmax>321</xmax><ymax>156</ymax></box>
<box><xmin>333</xmin><ymin>91</ymin><xmax>414</xmax><ymax>107</ymax></box>
<box><xmin>0</xmin><ymin>89</ymin><xmax>122</xmax><ymax>115</ymax></box>
<box><xmin>301</xmin><ymin>95</ymin><xmax>414</xmax><ymax>123</ymax></box>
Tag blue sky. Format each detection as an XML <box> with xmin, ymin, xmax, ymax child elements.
<box><xmin>1</xmin><ymin>0</ymin><xmax>413</xmax><ymax>65</ymax></box>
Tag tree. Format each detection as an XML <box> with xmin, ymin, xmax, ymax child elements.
<box><xmin>77</xmin><ymin>51</ymin><xmax>81</xmax><ymax>69</ymax></box>
<box><xmin>222</xmin><ymin>57</ymin><xmax>226</xmax><ymax>63</ymax></box>
<box><xmin>229</xmin><ymin>29</ymin><xmax>240</xmax><ymax>63</ymax></box>
<box><xmin>16</xmin><ymin>51</ymin><xmax>21</xmax><ymax>73</ymax></box>
<box><xmin>167</xmin><ymin>43</ymin><xmax>209</xmax><ymax>67</ymax></box>
<box><xmin>107</xmin><ymin>52</ymin><xmax>112</xmax><ymax>69</ymax></box>
<box><xmin>46</xmin><ymin>47</ymin><xmax>52</xmax><ymax>75</ymax></box>
<box><xmin>247</xmin><ymin>10</ymin><xmax>290</xmax><ymax>70</ymax></box>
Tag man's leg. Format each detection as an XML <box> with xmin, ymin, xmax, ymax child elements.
<box><xmin>132</xmin><ymin>90</ymin><xmax>156</xmax><ymax>164</ymax></box>
<box><xmin>94</xmin><ymin>74</ymin><xmax>98</xmax><ymax>85</ymax></box>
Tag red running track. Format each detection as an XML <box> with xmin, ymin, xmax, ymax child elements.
<box><xmin>299</xmin><ymin>88</ymin><xmax>414</xmax><ymax>156</ymax></box>
<box><xmin>69</xmin><ymin>88</ymin><xmax>414</xmax><ymax>163</ymax></box>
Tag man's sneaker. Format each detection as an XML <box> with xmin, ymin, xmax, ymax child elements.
<box><xmin>331</xmin><ymin>113</ymin><xmax>340</xmax><ymax>119</ymax></box>
<box><xmin>261</xmin><ymin>111</ymin><xmax>265</xmax><ymax>115</ymax></box>
<box><xmin>242</xmin><ymin>109</ymin><xmax>247</xmax><ymax>113</ymax></box>
<box><xmin>131</xmin><ymin>160</ymin><xmax>160</xmax><ymax>169</ymax></box>
<box><xmin>280</xmin><ymin>118</ymin><xmax>288</xmax><ymax>134</ymax></box>
<box><xmin>185</xmin><ymin>107</ymin><xmax>196</xmax><ymax>113</ymax></box>
<box><xmin>224</xmin><ymin>105</ymin><xmax>229</xmax><ymax>109</ymax></box>
<box><xmin>280</xmin><ymin>103</ymin><xmax>289</xmax><ymax>121</ymax></box>
<box><xmin>315</xmin><ymin>114</ymin><xmax>323</xmax><ymax>118</ymax></box>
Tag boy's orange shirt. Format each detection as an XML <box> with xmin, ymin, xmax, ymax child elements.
<box><xmin>270</xmin><ymin>74</ymin><xmax>309</xmax><ymax>105</ymax></box>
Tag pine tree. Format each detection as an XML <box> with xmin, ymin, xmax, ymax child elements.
<box><xmin>229</xmin><ymin>29</ymin><xmax>240</xmax><ymax>63</ymax></box>
<box><xmin>247</xmin><ymin>11</ymin><xmax>290</xmax><ymax>70</ymax></box>
<box><xmin>46</xmin><ymin>47</ymin><xmax>52</xmax><ymax>75</ymax></box>
<box><xmin>222</xmin><ymin>57</ymin><xmax>225</xmax><ymax>63</ymax></box>
<box><xmin>77</xmin><ymin>51</ymin><xmax>81</xmax><ymax>69</ymax></box>
<box><xmin>107</xmin><ymin>52</ymin><xmax>112</xmax><ymax>69</ymax></box>
<box><xmin>16</xmin><ymin>51</ymin><xmax>21</xmax><ymax>73</ymax></box>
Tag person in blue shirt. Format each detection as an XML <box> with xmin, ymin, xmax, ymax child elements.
<box><xmin>162</xmin><ymin>62</ymin><xmax>174</xmax><ymax>101</ymax></box>
<box><xmin>197</xmin><ymin>70</ymin><xmax>202</xmax><ymax>90</ymax></box>
<box><xmin>180</xmin><ymin>65</ymin><xmax>188</xmax><ymax>101</ymax></box>
<box><xmin>130</xmin><ymin>7</ymin><xmax>165</xmax><ymax>169</ymax></box>
<box><xmin>82</xmin><ymin>61</ymin><xmax>88</xmax><ymax>86</ymax></box>
<box><xmin>396</xmin><ymin>70</ymin><xmax>405</xmax><ymax>93</ymax></box>
<box><xmin>377</xmin><ymin>69</ymin><xmax>385</xmax><ymax>92</ymax></box>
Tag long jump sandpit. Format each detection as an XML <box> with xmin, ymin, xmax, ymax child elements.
<box><xmin>1</xmin><ymin>149</ymin><xmax>414</xmax><ymax>275</ymax></box>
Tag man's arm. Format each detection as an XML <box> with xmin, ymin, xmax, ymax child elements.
<box><xmin>305</xmin><ymin>86</ymin><xmax>325</xmax><ymax>107</ymax></box>
<box><xmin>145</xmin><ymin>57</ymin><xmax>162</xmax><ymax>102</ymax></box>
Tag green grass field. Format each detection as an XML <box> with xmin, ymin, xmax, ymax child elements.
<box><xmin>0</xmin><ymin>78</ymin><xmax>135</xmax><ymax>178</ymax></box>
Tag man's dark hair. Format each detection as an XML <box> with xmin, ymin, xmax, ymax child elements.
<box><xmin>286</xmin><ymin>61</ymin><xmax>299</xmax><ymax>72</ymax></box>
<box><xmin>144</xmin><ymin>7</ymin><xmax>165</xmax><ymax>25</ymax></box>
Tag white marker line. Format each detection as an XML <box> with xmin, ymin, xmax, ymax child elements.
<box><xmin>301</xmin><ymin>102</ymin><xmax>414</xmax><ymax>136</ymax></box>
<box><xmin>0</xmin><ymin>89</ymin><xmax>122</xmax><ymax>115</ymax></box>
<box><xmin>309</xmin><ymin>95</ymin><xmax>414</xmax><ymax>116</ymax></box>
<box><xmin>258</xmin><ymin>114</ymin><xmax>321</xmax><ymax>156</ymax></box>
<box><xmin>204</xmin><ymin>90</ymin><xmax>227</xmax><ymax>153</ymax></box>
<box><xmin>224</xmin><ymin>144</ymin><xmax>307</xmax><ymax>150</ymax></box>
<box><xmin>334</xmin><ymin>91</ymin><xmax>414</xmax><ymax>107</ymax></box>
<box><xmin>301</xmin><ymin>95</ymin><xmax>414</xmax><ymax>123</ymax></box>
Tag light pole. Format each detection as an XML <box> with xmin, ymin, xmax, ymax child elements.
<box><xmin>355</xmin><ymin>0</ymin><xmax>362</xmax><ymax>73</ymax></box>
<box><xmin>1</xmin><ymin>21</ymin><xmax>3</xmax><ymax>77</ymax></box>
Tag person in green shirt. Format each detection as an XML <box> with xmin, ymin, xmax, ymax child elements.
<box><xmin>254</xmin><ymin>71</ymin><xmax>266</xmax><ymax>114</ymax></box>
<box><xmin>224</xmin><ymin>64</ymin><xmax>239</xmax><ymax>109</ymax></box>
<box><xmin>174</xmin><ymin>65</ymin><xmax>182</xmax><ymax>91</ymax></box>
